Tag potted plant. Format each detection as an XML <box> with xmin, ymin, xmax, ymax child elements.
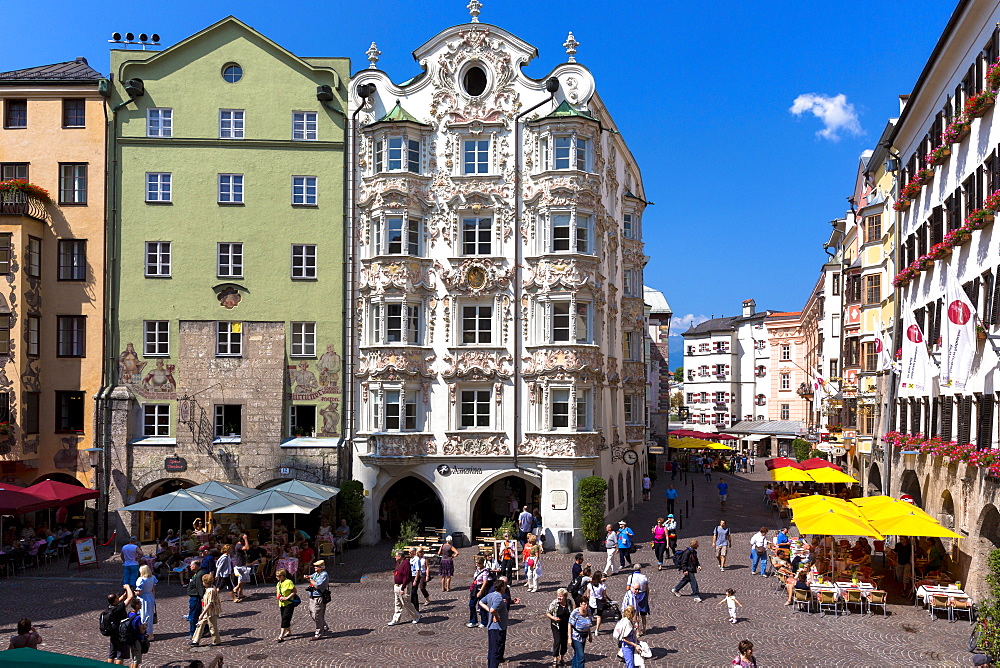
<box><xmin>0</xmin><ymin>422</ymin><xmax>11</xmax><ymax>435</ymax></box>
<box><xmin>978</xmin><ymin>324</ymin><xmax>989</xmax><ymax>340</ymax></box>
<box><xmin>926</xmin><ymin>145</ymin><xmax>951</xmax><ymax>166</ymax></box>
<box><xmin>0</xmin><ymin>179</ymin><xmax>50</xmax><ymax>213</ymax></box>
<box><xmin>942</xmin><ymin>115</ymin><xmax>971</xmax><ymax>144</ymax></box>
<box><xmin>965</xmin><ymin>90</ymin><xmax>996</xmax><ymax>119</ymax></box>
<box><xmin>578</xmin><ymin>475</ymin><xmax>608</xmax><ymax>551</ymax></box>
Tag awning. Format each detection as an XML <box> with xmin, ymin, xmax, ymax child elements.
<box><xmin>743</xmin><ymin>434</ymin><xmax>770</xmax><ymax>442</ymax></box>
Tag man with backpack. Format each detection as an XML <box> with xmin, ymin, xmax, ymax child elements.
<box><xmin>671</xmin><ymin>539</ymin><xmax>702</xmax><ymax>602</ymax></box>
<box><xmin>101</xmin><ymin>586</ymin><xmax>135</xmax><ymax>664</ymax></box>
<box><xmin>125</xmin><ymin>598</ymin><xmax>150</xmax><ymax>667</ymax></box>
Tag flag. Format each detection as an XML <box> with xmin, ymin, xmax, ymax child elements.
<box><xmin>812</xmin><ymin>369</ymin><xmax>828</xmax><ymax>411</ymax></box>
<box><xmin>875</xmin><ymin>329</ymin><xmax>899</xmax><ymax>373</ymax></box>
<box><xmin>941</xmin><ymin>267</ymin><xmax>977</xmax><ymax>390</ymax></box>
<box><xmin>899</xmin><ymin>310</ymin><xmax>934</xmax><ymax>396</ymax></box>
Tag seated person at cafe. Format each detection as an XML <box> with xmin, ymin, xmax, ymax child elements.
<box><xmin>848</xmin><ymin>551</ymin><xmax>872</xmax><ymax>568</ymax></box>
<box><xmin>272</xmin><ymin>519</ymin><xmax>289</xmax><ymax>544</ymax></box>
<box><xmin>333</xmin><ymin>519</ymin><xmax>350</xmax><ymax>554</ymax></box>
<box><xmin>785</xmin><ymin>568</ymin><xmax>809</xmax><ymax>605</ymax></box>
<box><xmin>773</xmin><ymin>527</ymin><xmax>791</xmax><ymax>556</ymax></box>
<box><xmin>920</xmin><ymin>538</ymin><xmax>946</xmax><ymax>575</ymax></box>
<box><xmin>182</xmin><ymin>531</ymin><xmax>198</xmax><ymax>554</ymax></box>
<box><xmin>851</xmin><ymin>537</ymin><xmax>872</xmax><ymax>559</ymax></box>
<box><xmin>298</xmin><ymin>540</ymin><xmax>315</xmax><ymax>571</ymax></box>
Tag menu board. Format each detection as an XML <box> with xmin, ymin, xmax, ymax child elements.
<box><xmin>75</xmin><ymin>537</ymin><xmax>98</xmax><ymax>567</ymax></box>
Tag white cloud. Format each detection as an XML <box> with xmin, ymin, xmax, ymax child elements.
<box><xmin>670</xmin><ymin>314</ymin><xmax>709</xmax><ymax>336</ymax></box>
<box><xmin>789</xmin><ymin>93</ymin><xmax>864</xmax><ymax>141</ymax></box>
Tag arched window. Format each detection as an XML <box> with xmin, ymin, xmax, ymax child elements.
<box><xmin>607</xmin><ymin>477</ymin><xmax>615</xmax><ymax>509</ymax></box>
<box><xmin>618</xmin><ymin>472</ymin><xmax>625</xmax><ymax>506</ymax></box>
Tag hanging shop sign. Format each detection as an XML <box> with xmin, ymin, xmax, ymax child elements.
<box><xmin>164</xmin><ymin>456</ymin><xmax>187</xmax><ymax>473</ymax></box>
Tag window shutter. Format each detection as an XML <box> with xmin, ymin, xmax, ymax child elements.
<box><xmin>930</xmin><ymin>299</ymin><xmax>943</xmax><ymax>345</ymax></box>
<box><xmin>929</xmin><ymin>398</ymin><xmax>939</xmax><ymax>439</ymax></box>
<box><xmin>977</xmin><ymin>395</ymin><xmax>995</xmax><ymax>450</ymax></box>
<box><xmin>899</xmin><ymin>401</ymin><xmax>908</xmax><ymax>435</ymax></box>
<box><xmin>940</xmin><ymin>398</ymin><xmax>953</xmax><ymax>440</ymax></box>
<box><xmin>982</xmin><ymin>271</ymin><xmax>995</xmax><ymax>325</ymax></box>
<box><xmin>910</xmin><ymin>400</ymin><xmax>921</xmax><ymax>435</ymax></box>
<box><xmin>957</xmin><ymin>396</ymin><xmax>973</xmax><ymax>445</ymax></box>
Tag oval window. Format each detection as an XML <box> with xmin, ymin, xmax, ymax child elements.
<box><xmin>462</xmin><ymin>65</ymin><xmax>488</xmax><ymax>97</ymax></box>
<box><xmin>222</xmin><ymin>64</ymin><xmax>243</xmax><ymax>83</ymax></box>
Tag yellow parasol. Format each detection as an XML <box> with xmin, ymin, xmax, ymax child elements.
<box><xmin>806</xmin><ymin>468</ymin><xmax>859</xmax><ymax>484</ymax></box>
<box><xmin>771</xmin><ymin>466</ymin><xmax>815</xmax><ymax>482</ymax></box>
<box><xmin>705</xmin><ymin>442</ymin><xmax>733</xmax><ymax>450</ymax></box>
<box><xmin>788</xmin><ymin>495</ymin><xmax>861</xmax><ymax>515</ymax></box>
<box><xmin>849</xmin><ymin>495</ymin><xmax>898</xmax><ymax>510</ymax></box>
<box><xmin>792</xmin><ymin>508</ymin><xmax>884</xmax><ymax>539</ymax></box>
<box><xmin>867</xmin><ymin>511</ymin><xmax>961</xmax><ymax>539</ymax></box>
<box><xmin>858</xmin><ymin>501</ymin><xmax>936</xmax><ymax>524</ymax></box>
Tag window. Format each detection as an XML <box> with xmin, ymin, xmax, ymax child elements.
<box><xmin>4</xmin><ymin>99</ymin><xmax>26</xmax><ymax>128</ymax></box>
<box><xmin>292</xmin><ymin>176</ymin><xmax>317</xmax><ymax>205</ymax></box>
<box><xmin>214</xmin><ymin>404</ymin><xmax>242</xmax><ymax>436</ymax></box>
<box><xmin>216</xmin><ymin>322</ymin><xmax>242</xmax><ymax>356</ymax></box>
<box><xmin>551</xmin><ymin>389</ymin><xmax>571</xmax><ymax>428</ymax></box>
<box><xmin>143</xmin><ymin>404</ymin><xmax>170</xmax><ymax>436</ymax></box>
<box><xmin>780</xmin><ymin>403</ymin><xmax>790</xmax><ymax>420</ymax></box>
<box><xmin>862</xmin><ymin>341</ymin><xmax>878</xmax><ymax>372</ymax></box>
<box><xmin>143</xmin><ymin>320</ymin><xmax>169</xmax><ymax>356</ymax></box>
<box><xmin>146</xmin><ymin>108</ymin><xmax>172</xmax><ymax>137</ymax></box>
<box><xmin>372</xmin><ymin>303</ymin><xmax>421</xmax><ymax>345</ymax></box>
<box><xmin>371</xmin><ymin>217</ymin><xmax>421</xmax><ymax>256</ymax></box>
<box><xmin>463</xmin><ymin>139</ymin><xmax>489</xmax><ymax>174</ymax></box>
<box><xmin>56</xmin><ymin>316</ymin><xmax>85</xmax><ymax>357</ymax></box>
<box><xmin>26</xmin><ymin>236</ymin><xmax>40</xmax><ymax>278</ymax></box>
<box><xmin>222</xmin><ymin>64</ymin><xmax>243</xmax><ymax>83</ymax></box>
<box><xmin>289</xmin><ymin>405</ymin><xmax>316</xmax><ymax>437</ymax></box>
<box><xmin>145</xmin><ymin>242</ymin><xmax>171</xmax><ymax>277</ymax></box>
<box><xmin>291</xmin><ymin>322</ymin><xmax>316</xmax><ymax>357</ymax></box>
<box><xmin>780</xmin><ymin>344</ymin><xmax>790</xmax><ymax>361</ymax></box>
<box><xmin>292</xmin><ymin>111</ymin><xmax>317</xmax><ymax>141</ymax></box>
<box><xmin>863</xmin><ymin>214</ymin><xmax>882</xmax><ymax>243</ymax></box>
<box><xmin>460</xmin><ymin>389</ymin><xmax>491</xmax><ymax>428</ymax></box>
<box><xmin>55</xmin><ymin>391</ymin><xmax>85</xmax><ymax>432</ymax></box>
<box><xmin>551</xmin><ymin>135</ymin><xmax>590</xmax><ymax>171</ymax></box>
<box><xmin>145</xmin><ymin>172</ymin><xmax>171</xmax><ymax>202</ymax></box>
<box><xmin>384</xmin><ymin>390</ymin><xmax>418</xmax><ymax>431</ymax></box>
<box><xmin>62</xmin><ymin>99</ymin><xmax>85</xmax><ymax>128</ymax></box>
<box><xmin>550</xmin><ymin>212</ymin><xmax>593</xmax><ymax>253</ymax></box>
<box><xmin>59</xmin><ymin>163</ymin><xmax>87</xmax><ymax>204</ymax></box>
<box><xmin>462</xmin><ymin>65</ymin><xmax>488</xmax><ymax>96</ymax></box>
<box><xmin>831</xmin><ymin>272</ymin><xmax>840</xmax><ymax>295</ymax></box>
<box><xmin>57</xmin><ymin>239</ymin><xmax>86</xmax><ymax>280</ymax></box>
<box><xmin>218</xmin><ymin>174</ymin><xmax>244</xmax><ymax>203</ymax></box>
<box><xmin>623</xmin><ymin>330</ymin><xmax>639</xmax><ymax>361</ymax></box>
<box><xmin>864</xmin><ymin>274</ymin><xmax>881</xmax><ymax>305</ymax></box>
<box><xmin>454</xmin><ymin>304</ymin><xmax>493</xmax><ymax>346</ymax></box>
<box><xmin>780</xmin><ymin>373</ymin><xmax>790</xmax><ymax>390</ymax></box>
<box><xmin>0</xmin><ymin>163</ymin><xmax>27</xmax><ymax>180</ymax></box>
<box><xmin>26</xmin><ymin>316</ymin><xmax>39</xmax><ymax>357</ymax></box>
<box><xmin>462</xmin><ymin>217</ymin><xmax>492</xmax><ymax>255</ymax></box>
<box><xmin>217</xmin><ymin>243</ymin><xmax>243</xmax><ymax>278</ymax></box>
<box><xmin>375</xmin><ymin>136</ymin><xmax>421</xmax><ymax>173</ymax></box>
<box><xmin>551</xmin><ymin>301</ymin><xmax>591</xmax><ymax>344</ymax></box>
<box><xmin>624</xmin><ymin>394</ymin><xmax>642</xmax><ymax>424</ymax></box>
<box><xmin>23</xmin><ymin>392</ymin><xmax>38</xmax><ymax>434</ymax></box>
<box><xmin>291</xmin><ymin>244</ymin><xmax>316</xmax><ymax>279</ymax></box>
<box><xmin>219</xmin><ymin>109</ymin><xmax>244</xmax><ymax>139</ymax></box>
<box><xmin>0</xmin><ymin>315</ymin><xmax>9</xmax><ymax>355</ymax></box>
<box><xmin>623</xmin><ymin>213</ymin><xmax>638</xmax><ymax>239</ymax></box>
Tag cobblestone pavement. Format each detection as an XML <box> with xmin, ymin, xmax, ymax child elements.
<box><xmin>0</xmin><ymin>469</ymin><xmax>974</xmax><ymax>666</ymax></box>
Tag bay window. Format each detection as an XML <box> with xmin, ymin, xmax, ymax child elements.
<box><xmin>370</xmin><ymin>301</ymin><xmax>422</xmax><ymax>345</ymax></box>
<box><xmin>369</xmin><ymin>386</ymin><xmax>420</xmax><ymax>432</ymax></box>
<box><xmin>374</xmin><ymin>135</ymin><xmax>421</xmax><ymax>173</ymax></box>
<box><xmin>550</xmin><ymin>211</ymin><xmax>593</xmax><ymax>254</ymax></box>
<box><xmin>550</xmin><ymin>299</ymin><xmax>592</xmax><ymax>344</ymax></box>
<box><xmin>371</xmin><ymin>216</ymin><xmax>422</xmax><ymax>256</ymax></box>
<box><xmin>539</xmin><ymin>133</ymin><xmax>591</xmax><ymax>171</ymax></box>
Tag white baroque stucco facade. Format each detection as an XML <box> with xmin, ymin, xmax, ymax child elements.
<box><xmin>348</xmin><ymin>18</ymin><xmax>647</xmax><ymax>547</ymax></box>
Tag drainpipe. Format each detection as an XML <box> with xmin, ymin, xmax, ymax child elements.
<box><xmin>513</xmin><ymin>77</ymin><xmax>560</xmax><ymax>472</ymax></box>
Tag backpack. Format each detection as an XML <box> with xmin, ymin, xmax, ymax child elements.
<box><xmin>673</xmin><ymin>548</ymin><xmax>690</xmax><ymax>570</ymax></box>
<box><xmin>568</xmin><ymin>575</ymin><xmax>582</xmax><ymax>597</ymax></box>
<box><xmin>98</xmin><ymin>608</ymin><xmax>114</xmax><ymax>637</ymax></box>
<box><xmin>117</xmin><ymin>616</ymin><xmax>137</xmax><ymax>644</ymax></box>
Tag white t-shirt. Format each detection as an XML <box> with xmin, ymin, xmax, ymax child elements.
<box><xmin>122</xmin><ymin>543</ymin><xmax>139</xmax><ymax>567</ymax></box>
<box><xmin>612</xmin><ymin>616</ymin><xmax>634</xmax><ymax>642</ymax></box>
<box><xmin>588</xmin><ymin>581</ymin><xmax>606</xmax><ymax>607</ymax></box>
<box><xmin>726</xmin><ymin>595</ymin><xmax>738</xmax><ymax>611</ymax></box>
<box><xmin>749</xmin><ymin>533</ymin><xmax>767</xmax><ymax>550</ymax></box>
<box><xmin>626</xmin><ymin>571</ymin><xmax>649</xmax><ymax>592</ymax></box>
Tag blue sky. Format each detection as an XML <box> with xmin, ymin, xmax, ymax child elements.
<box><xmin>3</xmin><ymin>1</ymin><xmax>959</xmax><ymax>365</ymax></box>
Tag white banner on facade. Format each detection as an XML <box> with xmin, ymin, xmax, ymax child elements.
<box><xmin>941</xmin><ymin>267</ymin><xmax>977</xmax><ymax>390</ymax></box>
<box><xmin>899</xmin><ymin>310</ymin><xmax>934</xmax><ymax>396</ymax></box>
<box><xmin>875</xmin><ymin>328</ymin><xmax>898</xmax><ymax>373</ymax></box>
<box><xmin>812</xmin><ymin>368</ymin><xmax>828</xmax><ymax>411</ymax></box>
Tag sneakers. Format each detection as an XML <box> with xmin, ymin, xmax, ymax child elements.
<box><xmin>387</xmin><ymin>621</ymin><xmax>399</xmax><ymax>626</ymax></box>
<box><xmin>672</xmin><ymin>590</ymin><xmax>681</xmax><ymax>598</ymax></box>
<box><xmin>693</xmin><ymin>597</ymin><xmax>703</xmax><ymax>602</ymax></box>
<box><xmin>720</xmin><ymin>566</ymin><xmax>725</xmax><ymax>572</ymax></box>
<box><xmin>730</xmin><ymin>618</ymin><xmax>737</xmax><ymax>624</ymax></box>
<box><xmin>412</xmin><ymin>614</ymin><xmax>421</xmax><ymax>624</ymax></box>
<box><xmin>466</xmin><ymin>622</ymin><xmax>477</xmax><ymax>628</ymax></box>
<box><xmin>477</xmin><ymin>623</ymin><xmax>486</xmax><ymax>628</ymax></box>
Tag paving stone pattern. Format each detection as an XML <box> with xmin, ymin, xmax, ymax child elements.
<box><xmin>0</xmin><ymin>469</ymin><xmax>973</xmax><ymax>666</ymax></box>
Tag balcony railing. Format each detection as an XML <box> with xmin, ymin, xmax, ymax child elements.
<box><xmin>0</xmin><ymin>191</ymin><xmax>47</xmax><ymax>221</ymax></box>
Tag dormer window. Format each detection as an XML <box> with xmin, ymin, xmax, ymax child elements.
<box><xmin>374</xmin><ymin>136</ymin><xmax>420</xmax><ymax>173</ymax></box>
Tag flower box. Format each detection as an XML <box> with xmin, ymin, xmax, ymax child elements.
<box><xmin>893</xmin><ymin>199</ymin><xmax>911</xmax><ymax>211</ymax></box>
<box><xmin>965</xmin><ymin>91</ymin><xmax>996</xmax><ymax>118</ymax></box>
<box><xmin>951</xmin><ymin>123</ymin><xmax>971</xmax><ymax>143</ymax></box>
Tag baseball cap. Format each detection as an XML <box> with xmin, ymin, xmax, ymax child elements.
<box><xmin>618</xmin><ymin>520</ymin><xmax>627</xmax><ymax>525</ymax></box>
<box><xmin>667</xmin><ymin>514</ymin><xmax>674</xmax><ymax>518</ymax></box>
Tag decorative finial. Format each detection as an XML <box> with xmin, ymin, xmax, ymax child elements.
<box><xmin>468</xmin><ymin>0</ymin><xmax>482</xmax><ymax>23</ymax></box>
<box><xmin>366</xmin><ymin>42</ymin><xmax>381</xmax><ymax>69</ymax></box>
<box><xmin>563</xmin><ymin>32</ymin><xmax>579</xmax><ymax>63</ymax></box>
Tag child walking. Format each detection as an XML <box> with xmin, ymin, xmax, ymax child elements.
<box><xmin>719</xmin><ymin>588</ymin><xmax>743</xmax><ymax>624</ymax></box>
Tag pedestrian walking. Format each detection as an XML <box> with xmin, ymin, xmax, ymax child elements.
<box><xmin>104</xmin><ymin>587</ymin><xmax>135</xmax><ymax>665</ymax></box>
<box><xmin>526</xmin><ymin>543</ymin><xmax>541</xmax><ymax>592</ymax></box>
<box><xmin>612</xmin><ymin>605</ymin><xmax>643</xmax><ymax>668</ymax></box>
<box><xmin>479</xmin><ymin>578</ymin><xmax>509</xmax><ymax>668</ymax></box>
<box><xmin>624</xmin><ymin>564</ymin><xmax>649</xmax><ymax>635</ymax></box>
<box><xmin>616</xmin><ymin>520</ymin><xmax>634</xmax><ymax>569</ymax></box>
<box><xmin>185</xmin><ymin>560</ymin><xmax>204</xmax><ymax>639</ymax></box>
<box><xmin>670</xmin><ymin>459</ymin><xmax>677</xmax><ymax>481</ymax></box>
<box><xmin>468</xmin><ymin>555</ymin><xmax>491</xmax><ymax>627</ymax></box>
<box><xmin>585</xmin><ymin>571</ymin><xmax>609</xmax><ymax>634</ymax></box>
<box><xmin>231</xmin><ymin>534</ymin><xmax>249</xmax><ymax>602</ymax></box>
<box><xmin>713</xmin><ymin>519</ymin><xmax>731</xmax><ymax>571</ymax></box>
<box><xmin>749</xmin><ymin>457</ymin><xmax>756</xmax><ymax>473</ymax></box>
<box><xmin>703</xmin><ymin>457</ymin><xmax>713</xmax><ymax>482</ymax></box>
<box><xmin>121</xmin><ymin>536</ymin><xmax>142</xmax><ymax>587</ymax></box>
<box><xmin>214</xmin><ymin>544</ymin><xmax>232</xmax><ymax>595</ymax></box>
<box><xmin>437</xmin><ymin>537</ymin><xmax>459</xmax><ymax>592</ymax></box>
<box><xmin>126</xmin><ymin>598</ymin><xmax>149</xmax><ymax>667</ymax></box>
<box><xmin>191</xmin><ymin>573</ymin><xmax>222</xmax><ymax>646</ymax></box>
<box><xmin>498</xmin><ymin>532</ymin><xmax>519</xmax><ymax>583</ymax></box>
<box><xmin>664</xmin><ymin>484</ymin><xmax>678</xmax><ymax>515</ymax></box>
<box><xmin>651</xmin><ymin>518</ymin><xmax>668</xmax><ymax>569</ymax></box>
<box><xmin>545</xmin><ymin>588</ymin><xmax>572</xmax><ymax>666</ymax></box>
<box><xmin>408</xmin><ymin>547</ymin><xmax>424</xmax><ymax>612</ymax></box>
<box><xmin>749</xmin><ymin>528</ymin><xmax>768</xmax><ymax>576</ymax></box>
<box><xmin>307</xmin><ymin>559</ymin><xmax>330</xmax><ymax>640</ymax></box>
<box><xmin>388</xmin><ymin>550</ymin><xmax>419</xmax><ymax>626</ymax></box>
<box><xmin>517</xmin><ymin>505</ymin><xmax>534</xmax><ymax>544</ymax></box>
<box><xmin>718</xmin><ymin>588</ymin><xmax>743</xmax><ymax>624</ymax></box>
<box><xmin>718</xmin><ymin>477</ymin><xmax>729</xmax><ymax>511</ymax></box>
<box><xmin>7</xmin><ymin>618</ymin><xmax>41</xmax><ymax>649</ymax></box>
<box><xmin>416</xmin><ymin>546</ymin><xmax>431</xmax><ymax>602</ymax></box>
<box><xmin>732</xmin><ymin>639</ymin><xmax>758</xmax><ymax>667</ymax></box>
<box><xmin>134</xmin><ymin>564</ymin><xmax>157</xmax><ymax>640</ymax></box>
<box><xmin>568</xmin><ymin>598</ymin><xmax>594</xmax><ymax>668</ymax></box>
<box><xmin>274</xmin><ymin>568</ymin><xmax>298</xmax><ymax>641</ymax></box>
<box><xmin>665</xmin><ymin>514</ymin><xmax>679</xmax><ymax>561</ymax></box>
<box><xmin>603</xmin><ymin>524</ymin><xmax>619</xmax><ymax>576</ymax></box>
<box><xmin>641</xmin><ymin>475</ymin><xmax>651</xmax><ymax>501</ymax></box>
<box><xmin>671</xmin><ymin>539</ymin><xmax>702</xmax><ymax>601</ymax></box>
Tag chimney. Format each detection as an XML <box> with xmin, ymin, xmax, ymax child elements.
<box><xmin>742</xmin><ymin>299</ymin><xmax>755</xmax><ymax>317</ymax></box>
<box><xmin>899</xmin><ymin>94</ymin><xmax>909</xmax><ymax>115</ymax></box>
<box><xmin>76</xmin><ymin>57</ymin><xmax>88</xmax><ymax>64</ymax></box>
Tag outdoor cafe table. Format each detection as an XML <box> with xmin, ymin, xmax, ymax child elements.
<box><xmin>916</xmin><ymin>584</ymin><xmax>973</xmax><ymax>606</ymax></box>
<box><xmin>810</xmin><ymin>581</ymin><xmax>877</xmax><ymax>600</ymax></box>
<box><xmin>276</xmin><ymin>556</ymin><xmax>299</xmax><ymax>578</ymax></box>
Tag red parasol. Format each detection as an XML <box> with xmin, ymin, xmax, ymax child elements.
<box><xmin>798</xmin><ymin>457</ymin><xmax>843</xmax><ymax>471</ymax></box>
<box><xmin>24</xmin><ymin>480</ymin><xmax>99</xmax><ymax>506</ymax></box>
<box><xmin>0</xmin><ymin>486</ymin><xmax>51</xmax><ymax>515</ymax></box>
<box><xmin>712</xmin><ymin>434</ymin><xmax>739</xmax><ymax>441</ymax></box>
<box><xmin>765</xmin><ymin>457</ymin><xmax>803</xmax><ymax>470</ymax></box>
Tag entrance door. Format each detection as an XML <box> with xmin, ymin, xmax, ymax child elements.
<box><xmin>471</xmin><ymin>476</ymin><xmax>540</xmax><ymax>538</ymax></box>
<box><xmin>379</xmin><ymin>476</ymin><xmax>443</xmax><ymax>540</ymax></box>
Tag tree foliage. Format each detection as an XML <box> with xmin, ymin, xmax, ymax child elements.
<box><xmin>791</xmin><ymin>438</ymin><xmax>812</xmax><ymax>462</ymax></box>
<box><xmin>339</xmin><ymin>480</ymin><xmax>365</xmax><ymax>542</ymax></box>
<box><xmin>976</xmin><ymin>548</ymin><xmax>1000</xmax><ymax>657</ymax></box>
<box><xmin>673</xmin><ymin>366</ymin><xmax>684</xmax><ymax>382</ymax></box>
<box><xmin>579</xmin><ymin>475</ymin><xmax>608</xmax><ymax>542</ymax></box>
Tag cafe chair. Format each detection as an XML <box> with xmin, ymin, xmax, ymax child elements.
<box><xmin>844</xmin><ymin>588</ymin><xmax>866</xmax><ymax>615</ymax></box>
<box><xmin>793</xmin><ymin>588</ymin><xmax>814</xmax><ymax>613</ymax></box>
<box><xmin>930</xmin><ymin>594</ymin><xmax>952</xmax><ymax>621</ymax></box>
<box><xmin>867</xmin><ymin>589</ymin><xmax>888</xmax><ymax>617</ymax></box>
<box><xmin>817</xmin><ymin>590</ymin><xmax>842</xmax><ymax>617</ymax></box>
<box><xmin>951</xmin><ymin>597</ymin><xmax>974</xmax><ymax>624</ymax></box>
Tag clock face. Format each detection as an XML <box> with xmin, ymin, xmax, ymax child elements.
<box><xmin>623</xmin><ymin>450</ymin><xmax>638</xmax><ymax>465</ymax></box>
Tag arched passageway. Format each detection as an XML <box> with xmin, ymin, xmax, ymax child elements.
<box><xmin>380</xmin><ymin>476</ymin><xmax>444</xmax><ymax>539</ymax></box>
<box><xmin>136</xmin><ymin>478</ymin><xmax>195</xmax><ymax>542</ymax></box>
<box><xmin>470</xmin><ymin>475</ymin><xmax>539</xmax><ymax>537</ymax></box>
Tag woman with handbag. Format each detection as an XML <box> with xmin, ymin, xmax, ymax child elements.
<box><xmin>613</xmin><ymin>605</ymin><xmax>643</xmax><ymax>668</ymax></box>
<box><xmin>275</xmin><ymin>568</ymin><xmax>298</xmax><ymax>642</ymax></box>
<box><xmin>545</xmin><ymin>587</ymin><xmax>571</xmax><ymax>666</ymax></box>
<box><xmin>134</xmin><ymin>564</ymin><xmax>158</xmax><ymax>641</ymax></box>
<box><xmin>586</xmin><ymin>571</ymin><xmax>608</xmax><ymax>635</ymax></box>
<box><xmin>191</xmin><ymin>573</ymin><xmax>222</xmax><ymax>646</ymax></box>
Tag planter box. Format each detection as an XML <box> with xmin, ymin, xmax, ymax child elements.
<box><xmin>969</xmin><ymin>99</ymin><xmax>994</xmax><ymax>118</ymax></box>
<box><xmin>952</xmin><ymin>124</ymin><xmax>971</xmax><ymax>143</ymax></box>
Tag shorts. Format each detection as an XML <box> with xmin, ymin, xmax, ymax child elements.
<box><xmin>280</xmin><ymin>603</ymin><xmax>294</xmax><ymax>628</ymax></box>
<box><xmin>719</xmin><ymin>494</ymin><xmax>728</xmax><ymax>502</ymax></box>
<box><xmin>715</xmin><ymin>545</ymin><xmax>728</xmax><ymax>558</ymax></box>
<box><xmin>108</xmin><ymin>638</ymin><xmax>131</xmax><ymax>660</ymax></box>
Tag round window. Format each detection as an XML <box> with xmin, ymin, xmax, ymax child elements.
<box><xmin>222</xmin><ymin>64</ymin><xmax>243</xmax><ymax>83</ymax></box>
<box><xmin>462</xmin><ymin>65</ymin><xmax>488</xmax><ymax>97</ymax></box>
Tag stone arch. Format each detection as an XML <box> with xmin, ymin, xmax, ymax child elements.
<box><xmin>132</xmin><ymin>477</ymin><xmax>199</xmax><ymax>542</ymax></box>
<box><xmin>968</xmin><ymin>504</ymin><xmax>1000</xmax><ymax>599</ymax></box>
<box><xmin>940</xmin><ymin>490</ymin><xmax>956</xmax><ymax>529</ymax></box>
<box><xmin>379</xmin><ymin>474</ymin><xmax>446</xmax><ymax>538</ymax></box>
<box><xmin>867</xmin><ymin>462</ymin><xmax>882</xmax><ymax>495</ymax></box>
<box><xmin>899</xmin><ymin>469</ymin><xmax>922</xmax><ymax>507</ymax></box>
<box><xmin>468</xmin><ymin>470</ymin><xmax>541</xmax><ymax>536</ymax></box>
<box><xmin>28</xmin><ymin>472</ymin><xmax>86</xmax><ymax>487</ymax></box>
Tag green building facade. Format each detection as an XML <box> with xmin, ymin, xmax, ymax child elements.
<box><xmin>102</xmin><ymin>17</ymin><xmax>349</xmax><ymax>539</ymax></box>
